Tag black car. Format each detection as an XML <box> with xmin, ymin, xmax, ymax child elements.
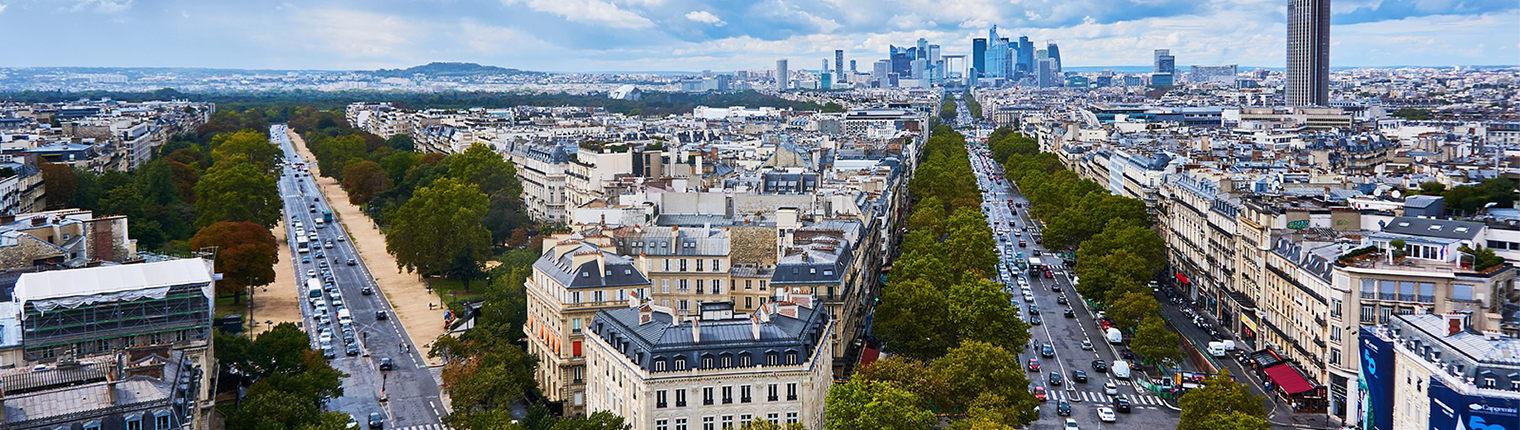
<box><xmin>1071</xmin><ymin>370</ymin><xmax>1088</xmax><ymax>383</ymax></box>
<box><xmin>361</xmin><ymin>286</ymin><xmax>373</xmax><ymax>295</ymax></box>
<box><xmin>368</xmin><ymin>412</ymin><xmax>384</xmax><ymax>429</ymax></box>
<box><xmin>345</xmin><ymin>342</ymin><xmax>360</xmax><ymax>356</ymax></box>
<box><xmin>1042</xmin><ymin>343</ymin><xmax>1055</xmax><ymax>357</ymax></box>
<box><xmin>376</xmin><ymin>310</ymin><xmax>388</xmax><ymax>320</ymax></box>
<box><xmin>1120</xmin><ymin>348</ymin><xmax>1136</xmax><ymax>359</ymax></box>
<box><xmin>379</xmin><ymin>357</ymin><xmax>393</xmax><ymax>371</ymax></box>
<box><xmin>1114</xmin><ymin>395</ymin><xmax>1132</xmax><ymax>413</ymax></box>
<box><xmin>1029</xmin><ymin>314</ymin><xmax>1042</xmax><ymax>325</ymax></box>
<box><xmin>1028</xmin><ymin>305</ymin><xmax>1040</xmax><ymax>316</ymax></box>
<box><xmin>1064</xmin><ymin>308</ymin><xmax>1076</xmax><ymax>318</ymax></box>
<box><xmin>1092</xmin><ymin>360</ymin><xmax>1108</xmax><ymax>373</ymax></box>
<box><xmin>1057</xmin><ymin>295</ymin><xmax>1068</xmax><ymax>305</ymax></box>
<box><xmin>1048</xmin><ymin>371</ymin><xmax>1063</xmax><ymax>386</ymax></box>
<box><xmin>1057</xmin><ymin>400</ymin><xmax>1071</xmax><ymax>416</ymax></box>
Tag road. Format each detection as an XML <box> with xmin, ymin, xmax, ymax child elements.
<box><xmin>271</xmin><ymin>124</ymin><xmax>450</xmax><ymax>430</ymax></box>
<box><xmin>955</xmin><ymin>99</ymin><xmax>1179</xmax><ymax>429</ymax></box>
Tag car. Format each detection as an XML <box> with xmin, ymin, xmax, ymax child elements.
<box><xmin>346</xmin><ymin>342</ymin><xmax>360</xmax><ymax>356</ymax></box>
<box><xmin>1096</xmin><ymin>407</ymin><xmax>1117</xmax><ymax>422</ymax></box>
<box><xmin>322</xmin><ymin>345</ymin><xmax>336</xmax><ymax>359</ymax></box>
<box><xmin>301</xmin><ymin>256</ymin><xmax>311</xmax><ymax>264</ymax></box>
<box><xmin>1063</xmin><ymin>418</ymin><xmax>1079</xmax><ymax>430</ymax></box>
<box><xmin>347</xmin><ymin>417</ymin><xmax>360</xmax><ymax>429</ymax></box>
<box><xmin>368</xmin><ymin>412</ymin><xmax>385</xmax><ymax>429</ymax></box>
<box><xmin>1042</xmin><ymin>343</ymin><xmax>1055</xmax><ymax>357</ymax></box>
<box><xmin>1027</xmin><ymin>359</ymin><xmax>1041</xmax><ymax>372</ymax></box>
<box><xmin>1071</xmin><ymin>370</ymin><xmax>1088</xmax><ymax>383</ymax></box>
<box><xmin>1029</xmin><ymin>305</ymin><xmax>1041</xmax><ymax>316</ymax></box>
<box><xmin>318</xmin><ymin>331</ymin><xmax>333</xmax><ymax>344</ymax></box>
<box><xmin>1052</xmin><ymin>283</ymin><xmax>1061</xmax><ymax>292</ymax></box>
<box><xmin>1048</xmin><ymin>371</ymin><xmax>1063</xmax><ymax>386</ymax></box>
<box><xmin>337</xmin><ymin>236</ymin><xmax>346</xmax><ymax>242</ymax></box>
<box><xmin>1114</xmin><ymin>395</ymin><xmax>1132</xmax><ymax>413</ymax></box>
<box><xmin>1029</xmin><ymin>314</ymin><xmax>1042</xmax><ymax>325</ymax></box>
<box><xmin>314</xmin><ymin>250</ymin><xmax>325</xmax><ymax>259</ymax></box>
<box><xmin>1093</xmin><ymin>360</ymin><xmax>1108</xmax><ymax>373</ymax></box>
<box><xmin>1018</xmin><ymin>241</ymin><xmax>1027</xmax><ymax>247</ymax></box>
<box><xmin>1044</xmin><ymin>271</ymin><xmax>1054</xmax><ymax>279</ymax></box>
<box><xmin>348</xmin><ymin>258</ymin><xmax>357</xmax><ymax>266</ymax></box>
<box><xmin>379</xmin><ymin>357</ymin><xmax>393</xmax><ymax>371</ymax></box>
<box><xmin>1103</xmin><ymin>381</ymin><xmax>1119</xmax><ymax>396</ymax></box>
<box><xmin>1023</xmin><ymin>293</ymin><xmax>1034</xmax><ymax>303</ymax></box>
<box><xmin>326</xmin><ymin>241</ymin><xmax>335</xmax><ymax>249</ymax></box>
<box><xmin>331</xmin><ymin>297</ymin><xmax>344</xmax><ymax>309</ymax></box>
<box><xmin>1081</xmin><ymin>340</ymin><xmax>1094</xmax><ymax>350</ymax></box>
<box><xmin>1057</xmin><ymin>295</ymin><xmax>1068</xmax><ymax>305</ymax></box>
<box><xmin>1120</xmin><ymin>348</ymin><xmax>1136</xmax><ymax>359</ymax></box>
<box><xmin>1057</xmin><ymin>400</ymin><xmax>1072</xmax><ymax>416</ymax></box>
<box><xmin>310</xmin><ymin>207</ymin><xmax>317</xmax><ymax>213</ymax></box>
<box><xmin>375</xmin><ymin>310</ymin><xmax>388</xmax><ymax>320</ymax></box>
<box><xmin>1064</xmin><ymin>308</ymin><xmax>1076</xmax><ymax>318</ymax></box>
<box><xmin>1033</xmin><ymin>386</ymin><xmax>1048</xmax><ymax>402</ymax></box>
<box><xmin>307</xmin><ymin>269</ymin><xmax>316</xmax><ymax>277</ymax></box>
<box><xmin>361</xmin><ymin>286</ymin><xmax>373</xmax><ymax>295</ymax></box>
<box><xmin>319</xmin><ymin>260</ymin><xmax>329</xmax><ymax>268</ymax></box>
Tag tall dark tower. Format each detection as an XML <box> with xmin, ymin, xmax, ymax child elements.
<box><xmin>972</xmin><ymin>38</ymin><xmax>987</xmax><ymax>78</ymax></box>
<box><xmin>1287</xmin><ymin>0</ymin><xmax>1330</xmax><ymax>106</ymax></box>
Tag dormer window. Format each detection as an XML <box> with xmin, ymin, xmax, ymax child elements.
<box><xmin>582</xmin><ymin>272</ymin><xmax>590</xmax><ymax>278</ymax></box>
<box><xmin>675</xmin><ymin>357</ymin><xmax>688</xmax><ymax>371</ymax></box>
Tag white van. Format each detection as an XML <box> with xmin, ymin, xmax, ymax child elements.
<box><xmin>1208</xmin><ymin>341</ymin><xmax>1228</xmax><ymax>357</ymax></box>
<box><xmin>1112</xmin><ymin>360</ymin><xmax>1132</xmax><ymax>380</ymax></box>
<box><xmin>337</xmin><ymin>308</ymin><xmax>352</xmax><ymax>326</ymax></box>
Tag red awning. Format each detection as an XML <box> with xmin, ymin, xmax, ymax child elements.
<box><xmin>859</xmin><ymin>347</ymin><xmax>882</xmax><ymax>367</ymax></box>
<box><xmin>1264</xmin><ymin>364</ymin><xmax>1315</xmax><ymax>395</ymax></box>
<box><xmin>1175</xmin><ymin>273</ymin><xmax>1191</xmax><ymax>284</ymax></box>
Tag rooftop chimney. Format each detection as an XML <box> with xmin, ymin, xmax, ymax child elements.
<box><xmin>691</xmin><ymin>318</ymin><xmax>701</xmax><ymax>343</ymax></box>
<box><xmin>639</xmin><ymin>304</ymin><xmax>653</xmax><ymax>325</ymax></box>
<box><xmin>1445</xmin><ymin>313</ymin><xmax>1466</xmax><ymax>336</ymax></box>
<box><xmin>750</xmin><ymin>312</ymin><xmax>763</xmax><ymax>340</ymax></box>
<box><xmin>777</xmin><ymin>302</ymin><xmax>799</xmax><ymax>319</ymax></box>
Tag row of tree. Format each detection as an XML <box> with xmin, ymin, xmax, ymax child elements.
<box><xmin>216</xmin><ymin>323</ymin><xmax>351</xmax><ymax>430</ymax></box>
<box><xmin>831</xmin><ymin>125</ymin><xmax>1036</xmax><ymax>429</ymax></box>
<box><xmin>1413</xmin><ymin>178</ymin><xmax>1517</xmax><ymax>216</ymax></box>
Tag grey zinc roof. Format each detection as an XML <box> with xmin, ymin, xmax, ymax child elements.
<box><xmin>533</xmin><ymin>242</ymin><xmax>650</xmax><ymax>289</ymax></box>
<box><xmin>590</xmin><ymin>301</ymin><xmax>830</xmax><ymax>372</ymax></box>
<box><xmin>618</xmin><ymin>229</ymin><xmax>729</xmax><ymax>257</ymax></box>
<box><xmin>1380</xmin><ymin>216</ymin><xmax>1484</xmax><ymax>240</ymax></box>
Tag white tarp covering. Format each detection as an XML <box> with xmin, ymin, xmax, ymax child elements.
<box><xmin>13</xmin><ymin>258</ymin><xmax>214</xmax><ymax>320</ymax></box>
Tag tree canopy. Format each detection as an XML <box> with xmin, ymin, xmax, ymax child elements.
<box><xmin>191</xmin><ymin>221</ymin><xmax>278</xmax><ymax>304</ymax></box>
<box><xmin>384</xmin><ymin>177</ymin><xmax>492</xmax><ymax>276</ymax></box>
<box><xmin>1177</xmin><ymin>368</ymin><xmax>1268</xmax><ymax>430</ymax></box>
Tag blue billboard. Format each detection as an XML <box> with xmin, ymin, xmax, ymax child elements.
<box><xmin>1360</xmin><ymin>327</ymin><xmax>1394</xmax><ymax>430</ymax></box>
<box><xmin>1430</xmin><ymin>377</ymin><xmax>1520</xmax><ymax>430</ymax></box>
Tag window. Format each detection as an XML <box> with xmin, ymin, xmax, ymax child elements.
<box><xmin>680</xmin><ymin>300</ymin><xmax>690</xmax><ymax>311</ymax></box>
<box><xmin>713</xmin><ymin>280</ymin><xmax>722</xmax><ymax>295</ymax></box>
<box><xmin>572</xmin><ymin>366</ymin><xmax>583</xmax><ymax>383</ymax></box>
<box><xmin>713</xmin><ymin>259</ymin><xmax>721</xmax><ymax>271</ymax></box>
<box><xmin>723</xmin><ymin>386</ymin><xmax>733</xmax><ymax>404</ymax></box>
<box><xmin>679</xmin><ymin>279</ymin><xmax>689</xmax><ymax>291</ymax></box>
<box><xmin>704</xmin><ymin>387</ymin><xmax>715</xmax><ymax>405</ymax></box>
<box><xmin>766</xmin><ymin>352</ymin><xmax>779</xmax><ymax>366</ymax></box>
<box><xmin>746</xmin><ymin>280</ymin><xmax>753</xmax><ymax>290</ymax></box>
<box><xmin>740</xmin><ymin>353</ymin><xmax>752</xmax><ymax>367</ymax></box>
<box><xmin>676</xmin><ymin>389</ymin><xmax>688</xmax><ymax>407</ymax></box>
<box><xmin>741</xmin><ymin>415</ymin><xmax>753</xmax><ymax>424</ymax></box>
<box><xmin>1454</xmin><ymin>284</ymin><xmax>1475</xmax><ymax>301</ymax></box>
<box><xmin>697</xmin><ymin>279</ymin><xmax>705</xmax><ymax>294</ymax></box>
<box><xmin>1330</xmin><ymin>298</ymin><xmax>1343</xmax><ymax>319</ymax></box>
<box><xmin>786</xmin><ymin>351</ymin><xmax>799</xmax><ymax>365</ymax></box>
<box><xmin>664</xmin><ymin>259</ymin><xmax>671</xmax><ymax>271</ymax></box>
<box><xmin>681</xmin><ymin>259</ymin><xmax>688</xmax><ymax>271</ymax></box>
<box><xmin>1329</xmin><ymin>348</ymin><xmax>1341</xmax><ymax>365</ymax></box>
<box><xmin>573</xmin><ymin>292</ymin><xmax>582</xmax><ymax>303</ymax></box>
<box><xmin>675</xmin><ymin>418</ymin><xmax>687</xmax><ymax>430</ymax></box>
<box><xmin>657</xmin><ymin>390</ymin><xmax>668</xmax><ymax>408</ymax></box>
<box><xmin>126</xmin><ymin>418</ymin><xmax>143</xmax><ymax>430</ymax></box>
<box><xmin>768</xmin><ymin>383</ymin><xmax>779</xmax><ymax>401</ymax></box>
<box><xmin>572</xmin><ymin>319</ymin><xmax>583</xmax><ymax>333</ymax></box>
<box><xmin>767</xmin><ymin>413</ymin><xmax>780</xmax><ymax>424</ymax></box>
<box><xmin>722</xmin><ymin>416</ymin><xmax>733</xmax><ymax>429</ymax></box>
<box><xmin>703</xmin><ymin>416</ymin><xmax>714</xmax><ymax>430</ymax></box>
<box><xmin>703</xmin><ymin>355</ymin><xmax>714</xmax><ymax>368</ymax></box>
<box><xmin>721</xmin><ymin>354</ymin><xmax>732</xmax><ymax>367</ymax></box>
<box><xmin>746</xmin><ymin>297</ymin><xmax>753</xmax><ymax>308</ymax></box>
<box><xmin>675</xmin><ymin>357</ymin><xmax>688</xmax><ymax>371</ymax></box>
<box><xmin>697</xmin><ymin>259</ymin><xmax>704</xmax><ymax>271</ymax></box>
<box><xmin>760</xmin><ymin>280</ymin><xmax>767</xmax><ymax>290</ymax></box>
<box><xmin>787</xmin><ymin>383</ymin><xmax>798</xmax><ymax>401</ymax></box>
<box><xmin>662</xmin><ymin>279</ymin><xmax>670</xmax><ymax>293</ymax></box>
<box><xmin>1361</xmin><ymin>305</ymin><xmax>1377</xmax><ymax>324</ymax></box>
<box><xmin>156</xmin><ymin>414</ymin><xmax>171</xmax><ymax>429</ymax></box>
<box><xmin>655</xmin><ymin>358</ymin><xmax>668</xmax><ymax>372</ymax></box>
<box><xmin>741</xmin><ymin>385</ymin><xmax>752</xmax><ymax>403</ymax></box>
<box><xmin>657</xmin><ymin>419</ymin><xmax>669</xmax><ymax>430</ymax></box>
<box><xmin>786</xmin><ymin>412</ymin><xmax>799</xmax><ymax>424</ymax></box>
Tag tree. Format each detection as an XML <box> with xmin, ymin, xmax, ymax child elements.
<box><xmin>549</xmin><ymin>413</ymin><xmax>632</xmax><ymax>430</ymax></box>
<box><xmin>1075</xmin><ymin>249</ymin><xmax>1151</xmax><ymax>304</ymax></box>
<box><xmin>1131</xmin><ymin>315</ymin><xmax>1183</xmax><ymax>366</ymax></box>
<box><xmin>386</xmin><ymin>134</ymin><xmax>416</xmax><ymax>152</ymax></box>
<box><xmin>380</xmin><ymin>151</ymin><xmax>420</xmax><ymax>184</ymax></box>
<box><xmin>951</xmin><ymin>279</ymin><xmax>1031</xmax><ymax>354</ymax></box>
<box><xmin>210</xmin><ymin>129</ymin><xmax>280</xmax><ymax>172</ymax></box>
<box><xmin>384</xmin><ymin>177</ymin><xmax>492</xmax><ymax>276</ymax></box>
<box><xmin>874</xmin><ymin>278</ymin><xmax>958</xmax><ymax>360</ymax></box>
<box><xmin>930</xmin><ymin>341</ymin><xmax>1038</xmax><ymax>426</ymax></box>
<box><xmin>195</xmin><ymin>162</ymin><xmax>280</xmax><ymax>228</ymax></box>
<box><xmin>446</xmin><ymin>144</ymin><xmax>516</xmax><ymax>196</ymax></box>
<box><xmin>1178</xmin><ymin>368</ymin><xmax>1267</xmax><ymax>430</ymax></box>
<box><xmin>1108</xmin><ymin>291</ymin><xmax>1160</xmax><ymax>333</ymax></box>
<box><xmin>1418</xmin><ymin>181</ymin><xmax>1446</xmax><ymax>195</ymax></box>
<box><xmin>856</xmin><ymin>356</ymin><xmax>949</xmax><ymax>409</ymax></box>
<box><xmin>220</xmin><ymin>323</ymin><xmax>350</xmax><ymax>430</ymax></box>
<box><xmin>824</xmin><ymin>377</ymin><xmax>936</xmax><ymax>430</ymax></box>
<box><xmin>907</xmin><ymin>196</ymin><xmax>947</xmax><ymax>236</ymax></box>
<box><xmin>191</xmin><ymin>221</ymin><xmax>278</xmax><ymax>304</ymax></box>
<box><xmin>342</xmin><ymin>161</ymin><xmax>394</xmax><ymax>205</ymax></box>
<box><xmin>1077</xmin><ymin>221</ymin><xmax>1166</xmax><ymax>276</ymax></box>
<box><xmin>944</xmin><ymin>207</ymin><xmax>997</xmax><ymax>281</ymax></box>
<box><xmin>1200</xmin><ymin>410</ymin><xmax>1271</xmax><ymax>430</ymax></box>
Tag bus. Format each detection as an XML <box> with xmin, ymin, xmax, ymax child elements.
<box><xmin>307</xmin><ymin>278</ymin><xmax>323</xmax><ymax>298</ymax></box>
<box><xmin>322</xmin><ymin>210</ymin><xmax>334</xmax><ymax>223</ymax></box>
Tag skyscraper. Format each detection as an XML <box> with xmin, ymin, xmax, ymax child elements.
<box><xmin>972</xmin><ymin>38</ymin><xmax>987</xmax><ymax>78</ymax></box>
<box><xmin>1287</xmin><ymin>0</ymin><xmax>1330</xmax><ymax>106</ymax></box>
<box><xmin>1153</xmin><ymin>49</ymin><xmax>1176</xmax><ymax>86</ymax></box>
<box><xmin>984</xmin><ymin>26</ymin><xmax>1007</xmax><ymax>79</ymax></box>
<box><xmin>1046</xmin><ymin>42</ymin><xmax>1062</xmax><ymax>74</ymax></box>
<box><xmin>1037</xmin><ymin>58</ymin><xmax>1057</xmax><ymax>88</ymax></box>
<box><xmin>776</xmin><ymin>59</ymin><xmax>789</xmax><ymax>91</ymax></box>
<box><xmin>849</xmin><ymin>59</ymin><xmax>857</xmax><ymax>74</ymax></box>
<box><xmin>1017</xmin><ymin>36</ymin><xmax>1034</xmax><ymax>77</ymax></box>
<box><xmin>835</xmin><ymin>49</ymin><xmax>846</xmax><ymax>83</ymax></box>
<box><xmin>917</xmin><ymin>38</ymin><xmax>928</xmax><ymax>60</ymax></box>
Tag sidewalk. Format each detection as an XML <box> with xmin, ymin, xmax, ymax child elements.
<box><xmin>1156</xmin><ymin>286</ymin><xmax>1340</xmax><ymax>430</ymax></box>
<box><xmin>286</xmin><ymin>129</ymin><xmax>448</xmax><ymax>366</ymax></box>
<box><xmin>250</xmin><ymin>219</ymin><xmax>306</xmax><ymax>336</ymax></box>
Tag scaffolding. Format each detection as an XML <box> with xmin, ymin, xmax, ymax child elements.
<box><xmin>20</xmin><ymin>283</ymin><xmax>211</xmax><ymax>362</ymax></box>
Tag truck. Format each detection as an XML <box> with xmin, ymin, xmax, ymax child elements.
<box><xmin>323</xmin><ymin>210</ymin><xmax>334</xmax><ymax>223</ymax></box>
<box><xmin>1105</xmin><ymin>327</ymin><xmax>1123</xmax><ymax>344</ymax></box>
<box><xmin>1112</xmin><ymin>360</ymin><xmax>1132</xmax><ymax>380</ymax></box>
<box><xmin>307</xmin><ymin>278</ymin><xmax>323</xmax><ymax>298</ymax></box>
<box><xmin>1208</xmin><ymin>341</ymin><xmax>1228</xmax><ymax>357</ymax></box>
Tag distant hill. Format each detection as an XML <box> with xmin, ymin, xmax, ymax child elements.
<box><xmin>371</xmin><ymin>62</ymin><xmax>545</xmax><ymax>78</ymax></box>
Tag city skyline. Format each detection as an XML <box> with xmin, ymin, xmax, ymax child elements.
<box><xmin>0</xmin><ymin>0</ymin><xmax>1513</xmax><ymax>71</ymax></box>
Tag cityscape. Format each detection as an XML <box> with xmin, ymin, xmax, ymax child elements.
<box><xmin>0</xmin><ymin>1</ymin><xmax>1516</xmax><ymax>430</ymax></box>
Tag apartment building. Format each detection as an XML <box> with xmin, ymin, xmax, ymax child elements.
<box><xmin>583</xmin><ymin>290</ymin><xmax>833</xmax><ymax>430</ymax></box>
<box><xmin>567</xmin><ymin>146</ymin><xmax>635</xmax><ymax>210</ymax></box>
<box><xmin>1361</xmin><ymin>314</ymin><xmax>1520</xmax><ymax>430</ymax></box>
<box><xmin>624</xmin><ymin>227</ymin><xmax>733</xmax><ymax>315</ymax></box>
<box><xmin>0</xmin><ymin>258</ymin><xmax>219</xmax><ymax>429</ymax></box>
<box><xmin>502</xmin><ymin>139</ymin><xmax>574</xmax><ymax>222</ymax></box>
<box><xmin>0</xmin><ymin>209</ymin><xmax>136</xmax><ymax>270</ymax></box>
<box><xmin>524</xmin><ymin>236</ymin><xmax>652</xmax><ymax>414</ymax></box>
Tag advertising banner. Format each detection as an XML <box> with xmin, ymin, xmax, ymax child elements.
<box><xmin>1429</xmin><ymin>377</ymin><xmax>1520</xmax><ymax>430</ymax></box>
<box><xmin>1360</xmin><ymin>327</ymin><xmax>1394</xmax><ymax>430</ymax></box>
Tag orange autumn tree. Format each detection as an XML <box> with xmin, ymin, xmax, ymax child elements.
<box><xmin>191</xmin><ymin>221</ymin><xmax>278</xmax><ymax>303</ymax></box>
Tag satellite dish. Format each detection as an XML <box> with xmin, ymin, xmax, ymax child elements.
<box><xmin>1391</xmin><ymin>190</ymin><xmax>1403</xmax><ymax>199</ymax></box>
<box><xmin>1379</xmin><ymin>220</ymin><xmax>1387</xmax><ymax>229</ymax></box>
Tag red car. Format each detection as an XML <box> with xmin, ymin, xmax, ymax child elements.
<box><xmin>1027</xmin><ymin>358</ymin><xmax>1041</xmax><ymax>372</ymax></box>
<box><xmin>1034</xmin><ymin>386</ymin><xmax>1048</xmax><ymax>402</ymax></box>
<box><xmin>1044</xmin><ymin>271</ymin><xmax>1054</xmax><ymax>279</ymax></box>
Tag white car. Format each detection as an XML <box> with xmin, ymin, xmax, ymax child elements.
<box><xmin>1104</xmin><ymin>381</ymin><xmax>1119</xmax><ymax>395</ymax></box>
<box><xmin>1081</xmin><ymin>340</ymin><xmax>1094</xmax><ymax>350</ymax></box>
<box><xmin>1096</xmin><ymin>407</ymin><xmax>1117</xmax><ymax>422</ymax></box>
<box><xmin>1023</xmin><ymin>293</ymin><xmax>1035</xmax><ymax>303</ymax></box>
<box><xmin>318</xmin><ymin>331</ymin><xmax>333</xmax><ymax>344</ymax></box>
<box><xmin>1064</xmin><ymin>418</ymin><xmax>1080</xmax><ymax>430</ymax></box>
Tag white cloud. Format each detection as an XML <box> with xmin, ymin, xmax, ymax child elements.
<box><xmin>0</xmin><ymin>4</ymin><xmax>7</xmax><ymax>14</ymax></box>
<box><xmin>684</xmin><ymin>10</ymin><xmax>725</xmax><ymax>26</ymax></box>
<box><xmin>502</xmin><ymin>0</ymin><xmax>655</xmax><ymax>29</ymax></box>
<box><xmin>455</xmin><ymin>21</ymin><xmax>553</xmax><ymax>55</ymax></box>
<box><xmin>66</xmin><ymin>0</ymin><xmax>133</xmax><ymax>13</ymax></box>
<box><xmin>293</xmin><ymin>9</ymin><xmax>423</xmax><ymax>61</ymax></box>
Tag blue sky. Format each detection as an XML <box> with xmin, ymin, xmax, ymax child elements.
<box><xmin>0</xmin><ymin>0</ymin><xmax>1515</xmax><ymax>71</ymax></box>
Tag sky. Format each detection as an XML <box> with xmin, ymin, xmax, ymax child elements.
<box><xmin>0</xmin><ymin>0</ymin><xmax>1515</xmax><ymax>72</ymax></box>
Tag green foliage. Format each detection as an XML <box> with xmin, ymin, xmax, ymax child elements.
<box><xmin>1418</xmin><ymin>181</ymin><xmax>1446</xmax><ymax>195</ymax></box>
<box><xmin>1442</xmin><ymin>177</ymin><xmax>1516</xmax><ymax>215</ymax></box>
<box><xmin>195</xmin><ymin>162</ymin><xmax>281</xmax><ymax>229</ymax></box>
<box><xmin>964</xmin><ymin>90</ymin><xmax>982</xmax><ymax>119</ymax></box>
<box><xmin>341</xmin><ymin>160</ymin><xmax>394</xmax><ymax>205</ymax></box>
<box><xmin>875</xmin><ymin>278</ymin><xmax>957</xmax><ymax>360</ymax></box>
<box><xmin>192</xmin><ymin>221</ymin><xmax>278</xmax><ymax>303</ymax></box>
<box><xmin>941</xmin><ymin>97</ymin><xmax>958</xmax><ymax>121</ymax></box>
<box><xmin>907</xmin><ymin>196</ymin><xmax>947</xmax><ymax>236</ymax></box>
<box><xmin>384</xmin><ymin>177</ymin><xmax>492</xmax><ymax>277</ymax></box>
<box><xmin>1177</xmin><ymin>368</ymin><xmax>1267</xmax><ymax>430</ymax></box>
<box><xmin>210</xmin><ymin>129</ymin><xmax>281</xmax><ymax>173</ymax></box>
<box><xmin>931</xmin><ymin>341</ymin><xmax>1039</xmax><ymax>425</ymax></box>
<box><xmin>1461</xmin><ymin>246</ymin><xmax>1507</xmax><ymax>272</ymax></box>
<box><xmin>218</xmin><ymin>323</ymin><xmax>350</xmax><ymax>430</ymax></box>
<box><xmin>1131</xmin><ymin>315</ymin><xmax>1183</xmax><ymax>366</ymax></box>
<box><xmin>1200</xmin><ymin>411</ymin><xmax>1271</xmax><ymax>430</ymax></box>
<box><xmin>1108</xmin><ymin>291</ymin><xmax>1160</xmax><ymax>333</ymax></box>
<box><xmin>1390</xmin><ymin>108</ymin><xmax>1432</xmax><ymax>120</ymax></box>
<box><xmin>824</xmin><ymin>377</ymin><xmax>937</xmax><ymax>430</ymax></box>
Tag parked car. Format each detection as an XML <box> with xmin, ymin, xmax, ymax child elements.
<box><xmin>368</xmin><ymin>412</ymin><xmax>385</xmax><ymax>429</ymax></box>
